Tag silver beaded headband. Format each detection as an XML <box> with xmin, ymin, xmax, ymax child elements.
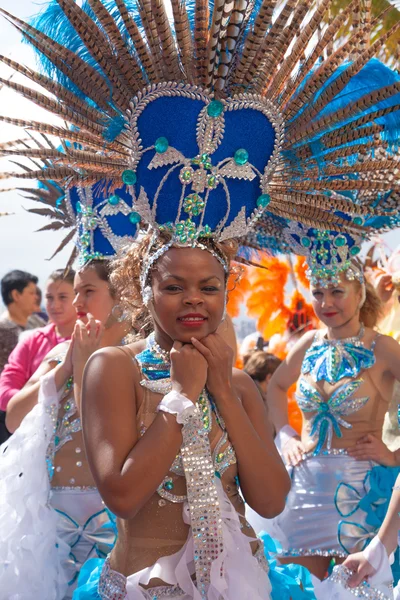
<box><xmin>140</xmin><ymin>234</ymin><xmax>229</xmax><ymax>305</ymax></box>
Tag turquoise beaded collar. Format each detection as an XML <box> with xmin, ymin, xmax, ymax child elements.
<box><xmin>301</xmin><ymin>326</ymin><xmax>376</xmax><ymax>385</ymax></box>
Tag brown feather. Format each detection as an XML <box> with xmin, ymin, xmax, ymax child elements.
<box><xmin>291</xmin><ymin>81</ymin><xmax>400</xmax><ymax>145</ymax></box>
<box><xmin>151</xmin><ymin>0</ymin><xmax>181</xmax><ymax>80</ymax></box>
<box><xmin>254</xmin><ymin>1</ymin><xmax>309</xmax><ymax>93</ymax></box>
<box><xmin>171</xmin><ymin>0</ymin><xmax>194</xmax><ymax>83</ymax></box>
<box><xmin>194</xmin><ymin>0</ymin><xmax>210</xmax><ymax>86</ymax></box>
<box><xmin>87</xmin><ymin>0</ymin><xmax>146</xmax><ymax>93</ymax></box>
<box><xmin>0</xmin><ymin>76</ymin><xmax>105</xmax><ymax>138</ymax></box>
<box><xmin>207</xmin><ymin>0</ymin><xmax>235</xmax><ymax>88</ymax></box>
<box><xmin>114</xmin><ymin>0</ymin><xmax>157</xmax><ymax>83</ymax></box>
<box><xmin>0</xmin><ymin>8</ymin><xmax>116</xmax><ymax>112</ymax></box>
<box><xmin>137</xmin><ymin>0</ymin><xmax>164</xmax><ymax>79</ymax></box>
<box><xmin>279</xmin><ymin>0</ymin><xmax>358</xmax><ymax>110</ymax></box>
<box><xmin>266</xmin><ymin>0</ymin><xmax>331</xmax><ymax>100</ymax></box>
<box><xmin>285</xmin><ymin>29</ymin><xmax>365</xmax><ymax>123</ymax></box>
<box><xmin>289</xmin><ymin>21</ymin><xmax>400</xmax><ymax>130</ymax></box>
<box><xmin>268</xmin><ymin>202</ymin><xmax>359</xmax><ymax>232</ymax></box>
<box><xmin>0</xmin><ymin>55</ymin><xmax>105</xmax><ymax>124</ymax></box>
<box><xmin>55</xmin><ymin>0</ymin><xmax>132</xmax><ymax>105</ymax></box>
<box><xmin>215</xmin><ymin>0</ymin><xmax>250</xmax><ymax>93</ymax></box>
<box><xmin>243</xmin><ymin>0</ymin><xmax>299</xmax><ymax>89</ymax></box>
<box><xmin>234</xmin><ymin>0</ymin><xmax>278</xmax><ymax>86</ymax></box>
<box><xmin>46</xmin><ymin>229</ymin><xmax>77</xmax><ymax>260</ymax></box>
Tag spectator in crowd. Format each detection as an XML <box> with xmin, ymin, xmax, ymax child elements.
<box><xmin>0</xmin><ymin>269</ymin><xmax>76</xmax><ymax>412</ymax></box>
<box><xmin>243</xmin><ymin>350</ymin><xmax>282</xmax><ymax>417</ymax></box>
<box><xmin>0</xmin><ymin>270</ymin><xmax>40</xmax><ymax>374</ymax></box>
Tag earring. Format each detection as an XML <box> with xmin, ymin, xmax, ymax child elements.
<box><xmin>111</xmin><ymin>304</ymin><xmax>128</xmax><ymax>323</ymax></box>
<box><xmin>142</xmin><ymin>286</ymin><xmax>153</xmax><ymax>307</ymax></box>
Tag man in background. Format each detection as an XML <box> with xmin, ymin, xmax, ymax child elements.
<box><xmin>0</xmin><ymin>270</ymin><xmax>41</xmax><ymax>443</ymax></box>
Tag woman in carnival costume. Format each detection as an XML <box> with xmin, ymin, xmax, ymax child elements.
<box><xmin>0</xmin><ymin>181</ymin><xmax>138</xmax><ymax>598</ymax></box>
<box><xmin>2</xmin><ymin>1</ymin><xmax>400</xmax><ymax>599</ymax></box>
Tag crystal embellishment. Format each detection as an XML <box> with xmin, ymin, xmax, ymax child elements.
<box><xmin>301</xmin><ymin>326</ymin><xmax>375</xmax><ymax>384</ymax></box>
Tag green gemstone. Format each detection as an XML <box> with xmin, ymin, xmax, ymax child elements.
<box><xmin>76</xmin><ymin>201</ymin><xmax>82</xmax><ymax>214</ymax></box>
<box><xmin>204</xmin><ymin>162</ymin><xmax>213</xmax><ymax>170</ymax></box>
<box><xmin>353</xmin><ymin>216</ymin><xmax>364</xmax><ymax>226</ymax></box>
<box><xmin>350</xmin><ymin>245</ymin><xmax>361</xmax><ymax>256</ymax></box>
<box><xmin>108</xmin><ymin>194</ymin><xmax>120</xmax><ymax>206</ymax></box>
<box><xmin>207</xmin><ymin>175</ymin><xmax>217</xmax><ymax>188</ymax></box>
<box><xmin>155</xmin><ymin>136</ymin><xmax>169</xmax><ymax>153</ymax></box>
<box><xmin>216</xmin><ymin>452</ymin><xmax>224</xmax><ymax>463</ymax></box>
<box><xmin>257</xmin><ymin>194</ymin><xmax>271</xmax><ymax>209</ymax></box>
<box><xmin>301</xmin><ymin>236</ymin><xmax>311</xmax><ymax>248</ymax></box>
<box><xmin>182</xmin><ymin>169</ymin><xmax>192</xmax><ymax>182</ymax></box>
<box><xmin>164</xmin><ymin>480</ymin><xmax>174</xmax><ymax>491</ymax></box>
<box><xmin>201</xmin><ymin>153</ymin><xmax>210</xmax><ymax>164</ymax></box>
<box><xmin>129</xmin><ymin>211</ymin><xmax>141</xmax><ymax>224</ymax></box>
<box><xmin>234</xmin><ymin>148</ymin><xmax>249</xmax><ymax>166</ymax></box>
<box><xmin>55</xmin><ymin>436</ymin><xmax>60</xmax><ymax>446</ymax></box>
<box><xmin>334</xmin><ymin>235</ymin><xmax>346</xmax><ymax>248</ymax></box>
<box><xmin>122</xmin><ymin>169</ymin><xmax>137</xmax><ymax>185</ymax></box>
<box><xmin>207</xmin><ymin>100</ymin><xmax>224</xmax><ymax>118</ymax></box>
<box><xmin>179</xmin><ymin>234</ymin><xmax>188</xmax><ymax>243</ymax></box>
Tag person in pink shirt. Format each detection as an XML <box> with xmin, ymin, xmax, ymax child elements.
<box><xmin>0</xmin><ymin>269</ymin><xmax>76</xmax><ymax>412</ymax></box>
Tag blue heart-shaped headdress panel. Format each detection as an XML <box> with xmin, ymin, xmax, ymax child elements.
<box><xmin>65</xmin><ymin>181</ymin><xmax>139</xmax><ymax>265</ymax></box>
<box><xmin>122</xmin><ymin>85</ymin><xmax>283</xmax><ymax>244</ymax></box>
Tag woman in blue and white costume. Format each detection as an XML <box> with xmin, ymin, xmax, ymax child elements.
<box><xmin>266</xmin><ymin>255</ymin><xmax>400</xmax><ymax>582</ymax></box>
<box><xmin>0</xmin><ymin>181</ymin><xmax>138</xmax><ymax>598</ymax></box>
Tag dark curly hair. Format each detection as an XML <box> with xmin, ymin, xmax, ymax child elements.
<box><xmin>111</xmin><ymin>231</ymin><xmax>238</xmax><ymax>338</ymax></box>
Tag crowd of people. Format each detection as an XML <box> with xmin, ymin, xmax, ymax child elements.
<box><xmin>1</xmin><ymin>1</ymin><xmax>400</xmax><ymax>599</ymax></box>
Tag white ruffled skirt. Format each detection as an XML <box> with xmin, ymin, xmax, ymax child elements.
<box><xmin>0</xmin><ymin>372</ymin><xmax>116</xmax><ymax>600</ymax></box>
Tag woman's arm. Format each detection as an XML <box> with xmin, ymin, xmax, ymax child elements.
<box><xmin>267</xmin><ymin>330</ymin><xmax>314</xmax><ymax>433</ymax></box>
<box><xmin>0</xmin><ymin>336</ymin><xmax>33</xmax><ymax>410</ymax></box>
<box><xmin>224</xmin><ymin>368</ymin><xmax>290</xmax><ymax>517</ymax></box>
<box><xmin>82</xmin><ymin>342</ymin><xmax>208</xmax><ymax>519</ymax></box>
<box><xmin>5</xmin><ymin>342</ymin><xmax>72</xmax><ymax>433</ymax></box>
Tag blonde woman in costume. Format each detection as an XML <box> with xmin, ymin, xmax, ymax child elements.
<box><xmin>267</xmin><ymin>263</ymin><xmax>400</xmax><ymax>581</ymax></box>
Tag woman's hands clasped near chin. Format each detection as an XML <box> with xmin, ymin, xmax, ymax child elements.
<box><xmin>190</xmin><ymin>333</ymin><xmax>234</xmax><ymax>401</ymax></box>
<box><xmin>170</xmin><ymin>341</ymin><xmax>208</xmax><ymax>403</ymax></box>
<box><xmin>72</xmin><ymin>313</ymin><xmax>104</xmax><ymax>371</ymax></box>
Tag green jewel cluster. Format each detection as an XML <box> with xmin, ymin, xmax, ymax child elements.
<box><xmin>159</xmin><ymin>219</ymin><xmax>212</xmax><ymax>244</ymax></box>
<box><xmin>192</xmin><ymin>152</ymin><xmax>213</xmax><ymax>170</ymax></box>
<box><xmin>183</xmin><ymin>193</ymin><xmax>205</xmax><ymax>217</ymax></box>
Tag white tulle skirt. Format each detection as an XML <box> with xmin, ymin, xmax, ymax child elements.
<box><xmin>0</xmin><ymin>372</ymin><xmax>116</xmax><ymax>600</ymax></box>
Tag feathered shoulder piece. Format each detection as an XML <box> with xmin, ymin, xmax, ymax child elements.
<box><xmin>0</xmin><ymin>0</ymin><xmax>400</xmax><ymax>273</ymax></box>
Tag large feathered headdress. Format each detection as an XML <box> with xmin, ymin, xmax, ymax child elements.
<box><xmin>0</xmin><ymin>0</ymin><xmax>400</xmax><ymax>281</ymax></box>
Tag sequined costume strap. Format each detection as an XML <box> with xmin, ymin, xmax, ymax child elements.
<box><xmin>180</xmin><ymin>406</ymin><xmax>224</xmax><ymax>599</ymax></box>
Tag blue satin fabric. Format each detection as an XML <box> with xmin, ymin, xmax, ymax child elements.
<box><xmin>73</xmin><ymin>558</ymin><xmax>104</xmax><ymax>599</ymax></box>
<box><xmin>261</xmin><ymin>534</ymin><xmax>316</xmax><ymax>600</ymax></box>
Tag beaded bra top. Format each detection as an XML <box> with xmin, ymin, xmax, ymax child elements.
<box><xmin>135</xmin><ymin>335</ymin><xmax>237</xmax><ymax>505</ymax></box>
<box><xmin>296</xmin><ymin>327</ymin><xmax>378</xmax><ymax>455</ymax></box>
